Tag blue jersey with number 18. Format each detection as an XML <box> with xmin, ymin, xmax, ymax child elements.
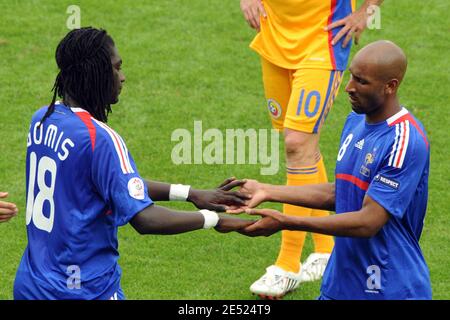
<box><xmin>320</xmin><ymin>107</ymin><xmax>431</xmax><ymax>300</ymax></box>
<box><xmin>14</xmin><ymin>102</ymin><xmax>153</xmax><ymax>300</ymax></box>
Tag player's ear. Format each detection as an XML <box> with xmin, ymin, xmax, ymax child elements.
<box><xmin>384</xmin><ymin>79</ymin><xmax>399</xmax><ymax>95</ymax></box>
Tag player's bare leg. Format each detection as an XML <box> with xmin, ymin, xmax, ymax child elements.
<box><xmin>276</xmin><ymin>129</ymin><xmax>333</xmax><ymax>279</ymax></box>
<box><xmin>250</xmin><ymin>63</ymin><xmax>338</xmax><ymax>299</ymax></box>
<box><xmin>250</xmin><ymin>130</ymin><xmax>333</xmax><ymax>299</ymax></box>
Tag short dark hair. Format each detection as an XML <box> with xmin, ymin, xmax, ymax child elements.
<box><xmin>41</xmin><ymin>27</ymin><xmax>115</xmax><ymax>124</ymax></box>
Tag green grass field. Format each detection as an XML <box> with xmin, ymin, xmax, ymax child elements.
<box><xmin>0</xmin><ymin>0</ymin><xmax>449</xmax><ymax>300</ymax></box>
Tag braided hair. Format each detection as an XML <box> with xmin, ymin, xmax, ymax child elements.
<box><xmin>41</xmin><ymin>27</ymin><xmax>115</xmax><ymax>123</ymax></box>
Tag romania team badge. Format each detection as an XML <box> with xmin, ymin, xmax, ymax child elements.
<box><xmin>268</xmin><ymin>99</ymin><xmax>282</xmax><ymax>119</ymax></box>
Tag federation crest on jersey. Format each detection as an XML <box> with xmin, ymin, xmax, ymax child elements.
<box><xmin>128</xmin><ymin>177</ymin><xmax>145</xmax><ymax>200</ymax></box>
<box><xmin>365</xmin><ymin>153</ymin><xmax>375</xmax><ymax>166</ymax></box>
<box><xmin>268</xmin><ymin>99</ymin><xmax>282</xmax><ymax>119</ymax></box>
<box><xmin>360</xmin><ymin>152</ymin><xmax>375</xmax><ymax>177</ymax></box>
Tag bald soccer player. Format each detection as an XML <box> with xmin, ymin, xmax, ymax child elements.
<box><xmin>239</xmin><ymin>0</ymin><xmax>385</xmax><ymax>298</ymax></box>
<box><xmin>235</xmin><ymin>40</ymin><xmax>432</xmax><ymax>299</ymax></box>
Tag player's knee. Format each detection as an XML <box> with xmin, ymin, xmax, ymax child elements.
<box><xmin>284</xmin><ymin>131</ymin><xmax>317</xmax><ymax>164</ymax></box>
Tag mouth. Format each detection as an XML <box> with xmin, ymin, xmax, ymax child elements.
<box><xmin>348</xmin><ymin>95</ymin><xmax>358</xmax><ymax>104</ymax></box>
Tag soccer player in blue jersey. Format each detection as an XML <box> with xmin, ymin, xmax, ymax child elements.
<box><xmin>14</xmin><ymin>27</ymin><xmax>255</xmax><ymax>300</ymax></box>
<box><xmin>0</xmin><ymin>192</ymin><xmax>18</xmax><ymax>223</ymax></box>
<box><xmin>233</xmin><ymin>40</ymin><xmax>432</xmax><ymax>299</ymax></box>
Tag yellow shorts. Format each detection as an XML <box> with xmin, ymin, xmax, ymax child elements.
<box><xmin>262</xmin><ymin>57</ymin><xmax>344</xmax><ymax>133</ymax></box>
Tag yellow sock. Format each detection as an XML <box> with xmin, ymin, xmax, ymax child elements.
<box><xmin>311</xmin><ymin>157</ymin><xmax>334</xmax><ymax>254</ymax></box>
<box><xmin>275</xmin><ymin>164</ymin><xmax>318</xmax><ymax>273</ymax></box>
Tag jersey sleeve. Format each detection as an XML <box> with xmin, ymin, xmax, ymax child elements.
<box><xmin>91</xmin><ymin>130</ymin><xmax>153</xmax><ymax>226</ymax></box>
<box><xmin>367</xmin><ymin>131</ymin><xmax>429</xmax><ymax>219</ymax></box>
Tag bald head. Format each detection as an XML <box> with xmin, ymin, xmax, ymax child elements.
<box><xmin>345</xmin><ymin>40</ymin><xmax>408</xmax><ymax>122</ymax></box>
<box><xmin>352</xmin><ymin>40</ymin><xmax>407</xmax><ymax>84</ymax></box>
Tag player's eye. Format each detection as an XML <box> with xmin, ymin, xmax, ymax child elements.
<box><xmin>353</xmin><ymin>76</ymin><xmax>366</xmax><ymax>85</ymax></box>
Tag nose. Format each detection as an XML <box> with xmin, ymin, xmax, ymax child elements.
<box><xmin>345</xmin><ymin>79</ymin><xmax>355</xmax><ymax>93</ymax></box>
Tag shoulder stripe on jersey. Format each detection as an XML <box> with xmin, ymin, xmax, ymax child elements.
<box><xmin>388</xmin><ymin>123</ymin><xmax>400</xmax><ymax>166</ymax></box>
<box><xmin>396</xmin><ymin>120</ymin><xmax>410</xmax><ymax>168</ymax></box>
<box><xmin>92</xmin><ymin>119</ymin><xmax>135</xmax><ymax>174</ymax></box>
<box><xmin>116</xmin><ymin>133</ymin><xmax>134</xmax><ymax>174</ymax></box>
<box><xmin>73</xmin><ymin>110</ymin><xmax>96</xmax><ymax>151</ymax></box>
<box><xmin>388</xmin><ymin>120</ymin><xmax>410</xmax><ymax>169</ymax></box>
<box><xmin>393</xmin><ymin>121</ymin><xmax>405</xmax><ymax>167</ymax></box>
<box><xmin>388</xmin><ymin>113</ymin><xmax>429</xmax><ymax>149</ymax></box>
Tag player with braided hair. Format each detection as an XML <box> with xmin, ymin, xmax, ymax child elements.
<box><xmin>14</xmin><ymin>27</ymin><xmax>254</xmax><ymax>300</ymax></box>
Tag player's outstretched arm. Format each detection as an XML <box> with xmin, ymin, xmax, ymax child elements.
<box><xmin>327</xmin><ymin>0</ymin><xmax>384</xmax><ymax>48</ymax></box>
<box><xmin>129</xmin><ymin>204</ymin><xmax>255</xmax><ymax>235</ymax></box>
<box><xmin>144</xmin><ymin>177</ymin><xmax>251</xmax><ymax>212</ymax></box>
<box><xmin>227</xmin><ymin>179</ymin><xmax>335</xmax><ymax>213</ymax></box>
<box><xmin>0</xmin><ymin>192</ymin><xmax>18</xmax><ymax>223</ymax></box>
<box><xmin>240</xmin><ymin>195</ymin><xmax>389</xmax><ymax>238</ymax></box>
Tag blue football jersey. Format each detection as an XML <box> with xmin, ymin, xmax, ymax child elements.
<box><xmin>320</xmin><ymin>107</ymin><xmax>431</xmax><ymax>300</ymax></box>
<box><xmin>14</xmin><ymin>102</ymin><xmax>153</xmax><ymax>300</ymax></box>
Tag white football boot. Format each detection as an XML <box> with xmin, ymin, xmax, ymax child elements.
<box><xmin>250</xmin><ymin>265</ymin><xmax>302</xmax><ymax>299</ymax></box>
<box><xmin>299</xmin><ymin>253</ymin><xmax>331</xmax><ymax>282</ymax></box>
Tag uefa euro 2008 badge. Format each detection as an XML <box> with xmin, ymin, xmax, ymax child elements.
<box><xmin>128</xmin><ymin>177</ymin><xmax>145</xmax><ymax>200</ymax></box>
<box><xmin>268</xmin><ymin>99</ymin><xmax>282</xmax><ymax>119</ymax></box>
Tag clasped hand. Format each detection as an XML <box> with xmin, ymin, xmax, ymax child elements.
<box><xmin>210</xmin><ymin>178</ymin><xmax>285</xmax><ymax>237</ymax></box>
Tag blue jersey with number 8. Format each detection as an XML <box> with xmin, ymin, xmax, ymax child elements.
<box><xmin>321</xmin><ymin>108</ymin><xmax>431</xmax><ymax>300</ymax></box>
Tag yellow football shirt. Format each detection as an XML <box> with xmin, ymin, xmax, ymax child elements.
<box><xmin>250</xmin><ymin>0</ymin><xmax>356</xmax><ymax>70</ymax></box>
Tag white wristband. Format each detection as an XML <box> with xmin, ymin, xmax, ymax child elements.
<box><xmin>199</xmin><ymin>209</ymin><xmax>220</xmax><ymax>229</ymax></box>
<box><xmin>169</xmin><ymin>184</ymin><xmax>191</xmax><ymax>201</ymax></box>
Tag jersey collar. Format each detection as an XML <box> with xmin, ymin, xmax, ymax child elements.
<box><xmin>55</xmin><ymin>100</ymin><xmax>90</xmax><ymax>114</ymax></box>
<box><xmin>386</xmin><ymin>107</ymin><xmax>409</xmax><ymax>125</ymax></box>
